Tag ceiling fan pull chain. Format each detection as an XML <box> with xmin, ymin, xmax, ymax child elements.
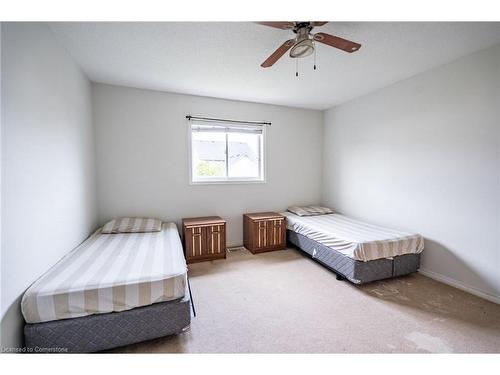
<box><xmin>296</xmin><ymin>58</ymin><xmax>299</xmax><ymax>77</ymax></box>
<box><xmin>313</xmin><ymin>41</ymin><xmax>317</xmax><ymax>70</ymax></box>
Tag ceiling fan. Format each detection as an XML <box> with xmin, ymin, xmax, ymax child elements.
<box><xmin>256</xmin><ymin>22</ymin><xmax>361</xmax><ymax>69</ymax></box>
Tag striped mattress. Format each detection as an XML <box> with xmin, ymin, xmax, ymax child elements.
<box><xmin>22</xmin><ymin>222</ymin><xmax>187</xmax><ymax>324</ymax></box>
<box><xmin>282</xmin><ymin>212</ymin><xmax>424</xmax><ymax>262</ymax></box>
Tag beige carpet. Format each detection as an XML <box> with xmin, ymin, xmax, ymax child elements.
<box><xmin>112</xmin><ymin>248</ymin><xmax>500</xmax><ymax>353</ymax></box>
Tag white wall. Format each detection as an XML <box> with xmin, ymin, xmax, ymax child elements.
<box><xmin>322</xmin><ymin>44</ymin><xmax>500</xmax><ymax>302</ymax></box>
<box><xmin>2</xmin><ymin>24</ymin><xmax>498</xmax><ymax>354</ymax></box>
<box><xmin>1</xmin><ymin>23</ymin><xmax>97</xmax><ymax>348</ymax></box>
<box><xmin>93</xmin><ymin>83</ymin><xmax>323</xmax><ymax>246</ymax></box>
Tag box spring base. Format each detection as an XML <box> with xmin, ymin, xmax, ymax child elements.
<box><xmin>287</xmin><ymin>230</ymin><xmax>420</xmax><ymax>284</ymax></box>
<box><xmin>24</xmin><ymin>295</ymin><xmax>191</xmax><ymax>353</ymax></box>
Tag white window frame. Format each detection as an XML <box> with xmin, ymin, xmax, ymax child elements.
<box><xmin>188</xmin><ymin>120</ymin><xmax>267</xmax><ymax>185</ymax></box>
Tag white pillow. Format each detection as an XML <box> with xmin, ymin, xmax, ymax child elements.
<box><xmin>101</xmin><ymin>217</ymin><xmax>162</xmax><ymax>234</ymax></box>
<box><xmin>287</xmin><ymin>206</ymin><xmax>334</xmax><ymax>217</ymax></box>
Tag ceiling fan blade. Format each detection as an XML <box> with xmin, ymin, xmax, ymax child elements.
<box><xmin>261</xmin><ymin>39</ymin><xmax>295</xmax><ymax>68</ymax></box>
<box><xmin>313</xmin><ymin>32</ymin><xmax>361</xmax><ymax>53</ymax></box>
<box><xmin>256</xmin><ymin>22</ymin><xmax>295</xmax><ymax>30</ymax></box>
<box><xmin>311</xmin><ymin>21</ymin><xmax>328</xmax><ymax>27</ymax></box>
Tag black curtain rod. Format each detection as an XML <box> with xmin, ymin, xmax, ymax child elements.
<box><xmin>186</xmin><ymin>115</ymin><xmax>271</xmax><ymax>126</ymax></box>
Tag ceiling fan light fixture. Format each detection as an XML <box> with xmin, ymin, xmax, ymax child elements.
<box><xmin>290</xmin><ymin>38</ymin><xmax>314</xmax><ymax>58</ymax></box>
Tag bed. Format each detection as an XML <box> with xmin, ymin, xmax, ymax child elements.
<box><xmin>22</xmin><ymin>221</ymin><xmax>191</xmax><ymax>353</ymax></box>
<box><xmin>282</xmin><ymin>212</ymin><xmax>424</xmax><ymax>284</ymax></box>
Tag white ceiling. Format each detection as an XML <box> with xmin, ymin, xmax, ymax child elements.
<box><xmin>48</xmin><ymin>22</ymin><xmax>500</xmax><ymax>110</ymax></box>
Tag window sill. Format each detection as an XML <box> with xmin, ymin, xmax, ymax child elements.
<box><xmin>189</xmin><ymin>179</ymin><xmax>266</xmax><ymax>186</ymax></box>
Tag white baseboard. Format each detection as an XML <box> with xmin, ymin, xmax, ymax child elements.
<box><xmin>419</xmin><ymin>268</ymin><xmax>500</xmax><ymax>305</ymax></box>
<box><xmin>226</xmin><ymin>241</ymin><xmax>243</xmax><ymax>249</ymax></box>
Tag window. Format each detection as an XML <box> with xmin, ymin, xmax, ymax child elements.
<box><xmin>189</xmin><ymin>121</ymin><xmax>265</xmax><ymax>184</ymax></box>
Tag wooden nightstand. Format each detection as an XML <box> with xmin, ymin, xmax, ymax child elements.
<box><xmin>243</xmin><ymin>212</ymin><xmax>286</xmax><ymax>254</ymax></box>
<box><xmin>182</xmin><ymin>216</ymin><xmax>226</xmax><ymax>264</ymax></box>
